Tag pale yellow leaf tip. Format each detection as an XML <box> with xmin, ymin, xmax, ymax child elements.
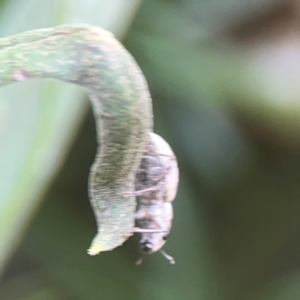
<box><xmin>87</xmin><ymin>243</ymin><xmax>102</xmax><ymax>256</ymax></box>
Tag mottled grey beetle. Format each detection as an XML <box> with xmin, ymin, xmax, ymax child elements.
<box><xmin>123</xmin><ymin>132</ymin><xmax>179</xmax><ymax>264</ymax></box>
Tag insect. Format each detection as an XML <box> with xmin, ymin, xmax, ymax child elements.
<box><xmin>123</xmin><ymin>132</ymin><xmax>179</xmax><ymax>264</ymax></box>
<box><xmin>0</xmin><ymin>24</ymin><xmax>153</xmax><ymax>254</ymax></box>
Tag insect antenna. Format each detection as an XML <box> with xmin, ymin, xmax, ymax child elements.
<box><xmin>160</xmin><ymin>249</ymin><xmax>175</xmax><ymax>264</ymax></box>
<box><xmin>135</xmin><ymin>255</ymin><xmax>145</xmax><ymax>266</ymax></box>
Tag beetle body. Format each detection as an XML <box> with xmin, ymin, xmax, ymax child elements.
<box><xmin>133</xmin><ymin>132</ymin><xmax>179</xmax><ymax>264</ymax></box>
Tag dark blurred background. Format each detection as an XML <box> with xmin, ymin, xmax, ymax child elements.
<box><xmin>2</xmin><ymin>0</ymin><xmax>300</xmax><ymax>299</ymax></box>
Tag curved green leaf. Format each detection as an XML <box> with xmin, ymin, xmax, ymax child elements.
<box><xmin>0</xmin><ymin>0</ymin><xmax>140</xmax><ymax>274</ymax></box>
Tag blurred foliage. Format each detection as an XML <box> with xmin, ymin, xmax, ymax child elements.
<box><xmin>2</xmin><ymin>0</ymin><xmax>300</xmax><ymax>300</ymax></box>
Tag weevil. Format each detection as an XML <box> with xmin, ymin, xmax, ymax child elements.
<box><xmin>124</xmin><ymin>132</ymin><xmax>179</xmax><ymax>264</ymax></box>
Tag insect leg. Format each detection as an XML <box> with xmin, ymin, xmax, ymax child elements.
<box><xmin>135</xmin><ymin>255</ymin><xmax>145</xmax><ymax>266</ymax></box>
<box><xmin>133</xmin><ymin>227</ymin><xmax>168</xmax><ymax>233</ymax></box>
<box><xmin>148</xmin><ymin>149</ymin><xmax>176</xmax><ymax>158</ymax></box>
<box><xmin>160</xmin><ymin>249</ymin><xmax>175</xmax><ymax>264</ymax></box>
<box><xmin>122</xmin><ymin>186</ymin><xmax>159</xmax><ymax>197</ymax></box>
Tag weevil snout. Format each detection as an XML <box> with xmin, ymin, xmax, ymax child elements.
<box><xmin>140</xmin><ymin>240</ymin><xmax>153</xmax><ymax>253</ymax></box>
